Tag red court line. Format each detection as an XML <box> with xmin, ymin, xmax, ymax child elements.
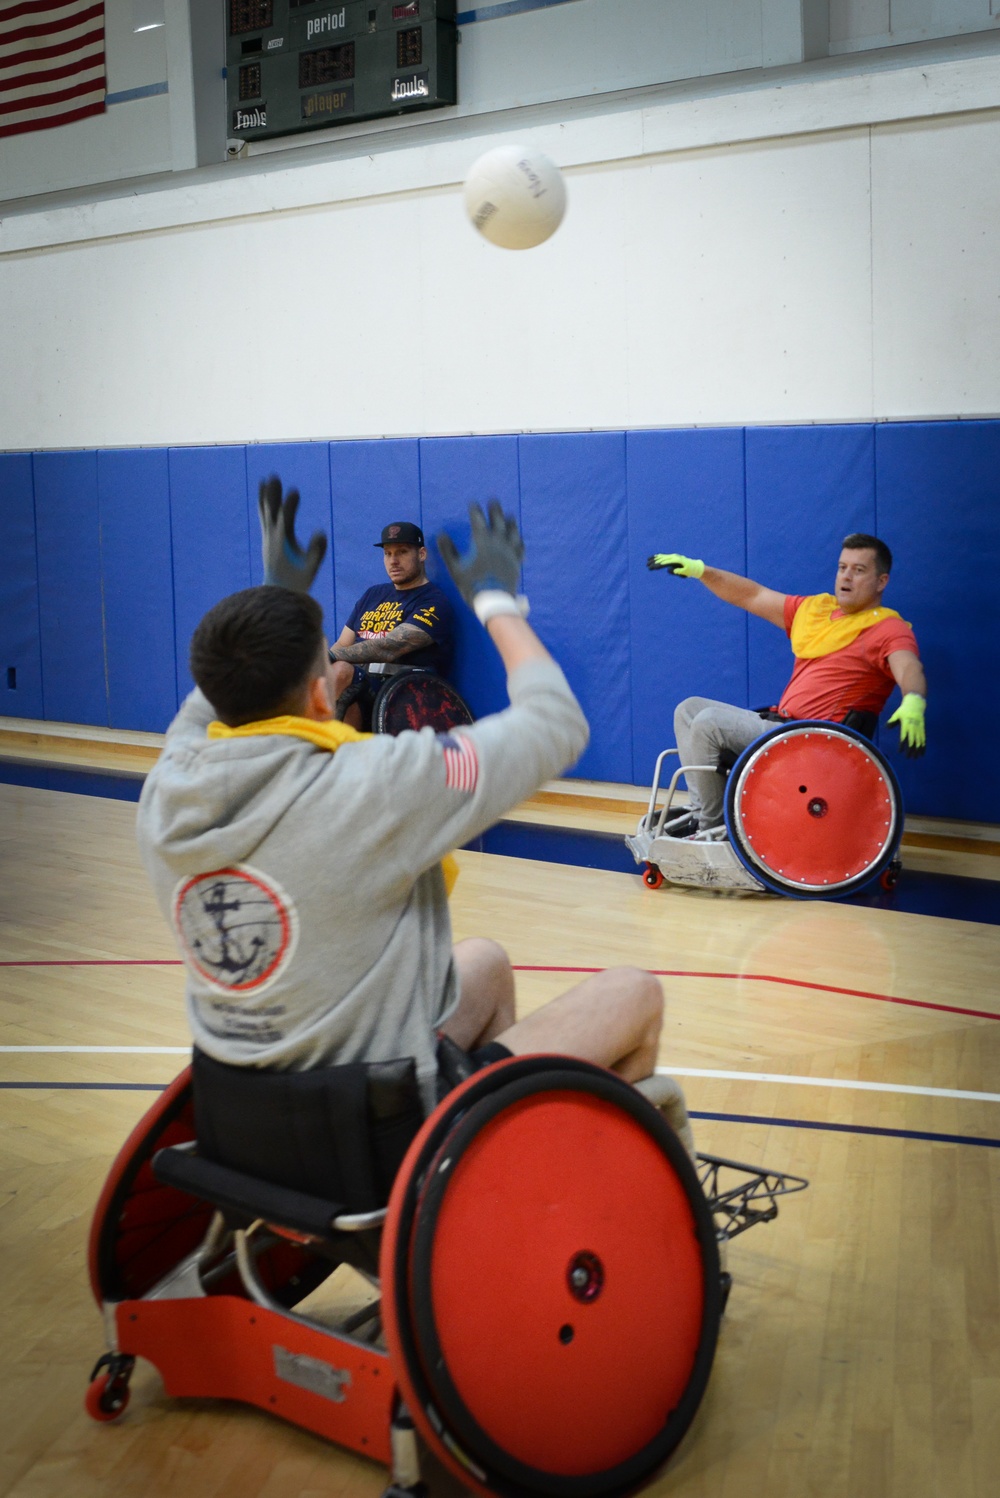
<box><xmin>513</xmin><ymin>966</ymin><xmax>1000</xmax><ymax>1023</ymax></box>
<box><xmin>2</xmin><ymin>958</ymin><xmax>996</xmax><ymax>1023</ymax></box>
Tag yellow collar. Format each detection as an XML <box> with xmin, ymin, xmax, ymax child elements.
<box><xmin>790</xmin><ymin>594</ymin><xmax>904</xmax><ymax>660</ymax></box>
<box><xmin>207</xmin><ymin>714</ymin><xmax>371</xmax><ymax>750</ymax></box>
<box><xmin>205</xmin><ymin>713</ymin><xmax>459</xmax><ymax>896</ymax></box>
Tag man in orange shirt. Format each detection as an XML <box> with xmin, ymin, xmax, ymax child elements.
<box><xmin>647</xmin><ymin>533</ymin><xmax>927</xmax><ymax>839</ymax></box>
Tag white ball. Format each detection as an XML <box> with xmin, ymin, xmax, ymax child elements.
<box><xmin>463</xmin><ymin>144</ymin><xmax>567</xmax><ymax>251</ymax></box>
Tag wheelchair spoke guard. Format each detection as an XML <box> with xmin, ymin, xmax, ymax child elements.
<box><xmin>381</xmin><ymin>1057</ymin><xmax>722</xmax><ymax>1498</ymax></box>
<box><xmin>374</xmin><ymin>675</ymin><xmax>474</xmax><ymax>736</ymax></box>
<box><xmin>725</xmin><ymin>721</ymin><xmax>902</xmax><ymax>898</ymax></box>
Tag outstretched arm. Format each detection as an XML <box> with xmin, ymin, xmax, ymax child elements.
<box><xmin>648</xmin><ymin>552</ymin><xmax>787</xmax><ymax>626</ymax></box>
<box><xmin>330</xmin><ymin>622</ymin><xmax>433</xmax><ymax>665</ymax></box>
<box><xmin>698</xmin><ymin>566</ymin><xmax>787</xmax><ymax>625</ymax></box>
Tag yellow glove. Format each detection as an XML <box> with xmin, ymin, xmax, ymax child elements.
<box><xmin>646</xmin><ymin>553</ymin><xmax>705</xmax><ymax>579</ymax></box>
<box><xmin>887</xmin><ymin>694</ymin><xmax>926</xmax><ymax>759</ymax></box>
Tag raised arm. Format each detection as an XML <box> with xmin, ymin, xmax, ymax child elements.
<box><xmin>648</xmin><ymin>552</ymin><xmax>787</xmax><ymax>627</ymax></box>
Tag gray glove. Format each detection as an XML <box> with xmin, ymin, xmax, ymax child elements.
<box><xmin>258</xmin><ymin>476</ymin><xmax>327</xmax><ymax>594</ymax></box>
<box><xmin>437</xmin><ymin>500</ymin><xmax>525</xmax><ymax>610</ymax></box>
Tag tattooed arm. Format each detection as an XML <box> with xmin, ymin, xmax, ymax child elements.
<box><xmin>329</xmin><ymin>622</ymin><xmax>434</xmax><ymax>665</ymax></box>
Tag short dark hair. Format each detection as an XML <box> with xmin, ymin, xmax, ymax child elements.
<box><xmin>189</xmin><ymin>586</ymin><xmax>324</xmax><ymax>726</ymax></box>
<box><xmin>842</xmin><ymin>533</ymin><xmax>892</xmax><ymax>575</ymax></box>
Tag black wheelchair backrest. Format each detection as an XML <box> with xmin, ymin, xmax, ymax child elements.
<box><xmin>191</xmin><ymin>1050</ymin><xmax>424</xmax><ymax>1215</ymax></box>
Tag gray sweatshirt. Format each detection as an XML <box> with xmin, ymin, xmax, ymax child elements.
<box><xmin>136</xmin><ymin>656</ymin><xmax>588</xmax><ymax>1106</ymax></box>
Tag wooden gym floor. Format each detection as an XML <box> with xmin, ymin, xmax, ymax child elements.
<box><xmin>1</xmin><ymin>776</ymin><xmax>998</xmax><ymax>1498</ymax></box>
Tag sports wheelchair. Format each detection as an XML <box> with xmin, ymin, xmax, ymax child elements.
<box><xmin>336</xmin><ymin>665</ymin><xmax>474</xmax><ymax>736</ymax></box>
<box><xmin>627</xmin><ymin>718</ymin><xmax>904</xmax><ymax>898</ymax></box>
<box><xmin>86</xmin><ymin>1048</ymin><xmax>807</xmax><ymax>1497</ymax></box>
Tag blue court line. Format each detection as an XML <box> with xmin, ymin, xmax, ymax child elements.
<box><xmin>690</xmin><ymin>1110</ymin><xmax>1000</xmax><ymax>1150</ymax></box>
<box><xmin>456</xmin><ymin>0</ymin><xmax>579</xmax><ymax>21</ymax></box>
<box><xmin>105</xmin><ymin>81</ymin><xmax>169</xmax><ymax>106</ymax></box>
<box><xmin>3</xmin><ymin>1083</ymin><xmax>998</xmax><ymax>1149</ymax></box>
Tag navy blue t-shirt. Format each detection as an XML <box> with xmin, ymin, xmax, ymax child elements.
<box><xmin>346</xmin><ymin>581</ymin><xmax>455</xmax><ymax>676</ymax></box>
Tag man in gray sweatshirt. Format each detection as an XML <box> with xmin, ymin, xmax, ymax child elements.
<box><xmin>136</xmin><ymin>489</ymin><xmax>691</xmax><ymax>1145</ymax></box>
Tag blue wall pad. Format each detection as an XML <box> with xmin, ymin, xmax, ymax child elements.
<box><xmin>245</xmin><ymin>444</ymin><xmax>337</xmax><ymax>633</ymax></box>
<box><xmin>33</xmin><ymin>450</ymin><xmax>108</xmax><ymax>726</ymax></box>
<box><xmin>0</xmin><ymin>759</ymin><xmax>144</xmax><ymax>802</ymax></box>
<box><xmin>13</xmin><ymin>420</ymin><xmax>1000</xmax><ymax>830</ymax></box>
<box><xmin>419</xmin><ymin>435</ymin><xmax>521</xmax><ymax>720</ymax></box>
<box><xmin>626</xmin><ymin>428</ymin><xmax>748</xmax><ymax>779</ymax></box>
<box><xmin>745</xmin><ymin>425</ymin><xmax>876</xmax><ymax>710</ymax></box>
<box><xmin>876</xmin><ymin>421</ymin><xmax>1000</xmax><ymax>823</ymax></box>
<box><xmin>0</xmin><ymin>453</ymin><xmax>44</xmax><ymax>720</ymax></box>
<box><xmin>169</xmin><ymin>447</ymin><xmax>253</xmax><ymax>701</ymax></box>
<box><xmin>519</xmin><ymin>432</ymin><xmax>632</xmax><ymax>782</ymax></box>
<box><xmin>98</xmin><ymin>449</ymin><xmax>178</xmax><ymax>732</ymax></box>
<box><xmin>328</xmin><ymin>440</ymin><xmax>421</xmax><ymax>640</ymax></box>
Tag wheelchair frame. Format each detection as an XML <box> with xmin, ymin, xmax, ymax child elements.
<box><xmin>85</xmin><ymin>1057</ymin><xmax>808</xmax><ymax>1497</ymax></box>
<box><xmin>627</xmin><ymin>721</ymin><xmax>904</xmax><ymax>899</ymax></box>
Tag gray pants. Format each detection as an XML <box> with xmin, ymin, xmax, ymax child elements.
<box><xmin>673</xmin><ymin>697</ymin><xmax>769</xmax><ymax>829</ymax></box>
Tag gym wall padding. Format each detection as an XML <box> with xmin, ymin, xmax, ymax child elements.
<box><xmin>745</xmin><ymin>425</ymin><xmax>876</xmax><ymax>709</ymax></box>
<box><xmin>876</xmin><ymin>420</ymin><xmax>1000</xmax><ymax>824</ymax></box>
<box><xmin>328</xmin><ymin>439</ymin><xmax>421</xmax><ymax>640</ymax></box>
<box><xmin>33</xmin><ymin>450</ymin><xmax>108</xmax><ymax>727</ymax></box>
<box><xmin>419</xmin><ymin>435</ymin><xmax>520</xmax><ymax>722</ymax></box>
<box><xmin>0</xmin><ymin>453</ymin><xmax>44</xmax><ymax>721</ymax></box>
<box><xmin>519</xmin><ymin>432</ymin><xmax>631</xmax><ymax>783</ymax></box>
<box><xmin>245</xmin><ymin>444</ymin><xmax>337</xmax><ymax>630</ymax></box>
<box><xmin>98</xmin><ymin>449</ymin><xmax>177</xmax><ymax>732</ymax></box>
<box><xmin>5</xmin><ymin>420</ymin><xmax>1000</xmax><ymax>825</ymax></box>
<box><xmin>626</xmin><ymin>429</ymin><xmax>748</xmax><ymax>778</ymax></box>
<box><xmin>169</xmin><ymin>446</ymin><xmax>253</xmax><ymax>702</ymax></box>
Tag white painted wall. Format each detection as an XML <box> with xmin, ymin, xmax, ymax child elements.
<box><xmin>830</xmin><ymin>0</ymin><xmax>999</xmax><ymax>54</ymax></box>
<box><xmin>6</xmin><ymin>0</ymin><xmax>1000</xmax><ymax>207</ymax></box>
<box><xmin>2</xmin><ymin>40</ymin><xmax>1000</xmax><ymax>447</ymax></box>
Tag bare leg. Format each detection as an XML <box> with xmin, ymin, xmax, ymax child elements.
<box><xmin>496</xmin><ymin>967</ymin><xmax>663</xmax><ymax>1083</ymax></box>
<box><xmin>443</xmin><ymin>958</ymin><xmax>693</xmax><ymax>1154</ymax></box>
<box><xmin>439</xmin><ymin>937</ymin><xmax>516</xmax><ymax>1050</ymax></box>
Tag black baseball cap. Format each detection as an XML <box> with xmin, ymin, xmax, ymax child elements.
<box><xmin>375</xmin><ymin>521</ymin><xmax>424</xmax><ymax>548</ymax></box>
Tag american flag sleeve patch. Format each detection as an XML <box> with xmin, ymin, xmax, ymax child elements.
<box><xmin>439</xmin><ymin>732</ymin><xmax>479</xmax><ymax>793</ymax></box>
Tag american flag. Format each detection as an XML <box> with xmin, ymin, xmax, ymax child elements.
<box><xmin>439</xmin><ymin>733</ymin><xmax>479</xmax><ymax>794</ymax></box>
<box><xmin>0</xmin><ymin>1</ymin><xmax>105</xmax><ymax>141</ymax></box>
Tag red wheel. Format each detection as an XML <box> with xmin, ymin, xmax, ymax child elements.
<box><xmin>85</xmin><ymin>1371</ymin><xmax>130</xmax><ymax>1422</ymax></box>
<box><xmin>382</xmin><ymin>1057</ymin><xmax>721</xmax><ymax>1498</ymax></box>
<box><xmin>880</xmin><ymin>863</ymin><xmax>900</xmax><ymax>891</ymax></box>
<box><xmin>725</xmin><ymin>723</ymin><xmax>902</xmax><ymax>898</ymax></box>
<box><xmin>643</xmin><ymin>864</ymin><xmax>664</xmax><ymax>889</ymax></box>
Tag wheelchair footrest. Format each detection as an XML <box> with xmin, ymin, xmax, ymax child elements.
<box><xmin>697</xmin><ymin>1153</ymin><xmax>809</xmax><ymax>1242</ymax></box>
<box><xmin>152</xmin><ymin>1147</ymin><xmax>347</xmax><ymax>1241</ymax></box>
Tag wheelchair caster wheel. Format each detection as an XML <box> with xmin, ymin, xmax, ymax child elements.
<box><xmin>85</xmin><ymin>1353</ymin><xmax>134</xmax><ymax>1422</ymax></box>
<box><xmin>643</xmin><ymin>864</ymin><xmax>664</xmax><ymax>889</ymax></box>
<box><xmin>879</xmin><ymin>859</ymin><xmax>901</xmax><ymax>892</ymax></box>
<box><xmin>719</xmin><ymin>1271</ymin><xmax>733</xmax><ymax>1316</ymax></box>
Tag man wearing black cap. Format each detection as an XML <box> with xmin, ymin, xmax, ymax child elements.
<box><xmin>328</xmin><ymin>521</ymin><xmax>456</xmax><ymax>720</ymax></box>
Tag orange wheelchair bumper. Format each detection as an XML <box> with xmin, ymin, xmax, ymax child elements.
<box><xmin>112</xmin><ymin>1295</ymin><xmax>393</xmax><ymax>1463</ymax></box>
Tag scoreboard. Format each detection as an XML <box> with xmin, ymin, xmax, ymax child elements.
<box><xmin>227</xmin><ymin>1</ymin><xmax>457</xmax><ymax>144</ymax></box>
